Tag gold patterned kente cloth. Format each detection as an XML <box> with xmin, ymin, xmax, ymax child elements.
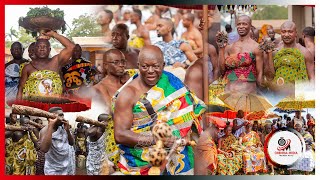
<box><xmin>241</xmin><ymin>131</ymin><xmax>267</xmax><ymax>174</ymax></box>
<box><xmin>22</xmin><ymin>70</ymin><xmax>62</xmax><ymax>99</ymax></box>
<box><xmin>217</xmin><ymin>135</ymin><xmax>242</xmax><ymax>175</ymax></box>
<box><xmin>12</xmin><ymin>132</ymin><xmax>37</xmax><ymax>175</ymax></box>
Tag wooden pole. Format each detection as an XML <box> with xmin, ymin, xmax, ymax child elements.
<box><xmin>203</xmin><ymin>5</ymin><xmax>209</xmax><ymax>129</ymax></box>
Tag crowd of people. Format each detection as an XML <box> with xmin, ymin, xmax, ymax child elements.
<box><xmin>5</xmin><ymin>5</ymin><xmax>315</xmax><ymax>175</ymax></box>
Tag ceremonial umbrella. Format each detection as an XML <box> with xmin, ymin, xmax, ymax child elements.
<box><xmin>273</xmin><ymin>108</ymin><xmax>305</xmax><ymax>114</ymax></box>
<box><xmin>207</xmin><ymin>116</ymin><xmax>233</xmax><ymax>129</ymax></box>
<box><xmin>218</xmin><ymin>92</ymin><xmax>273</xmax><ymax>113</ymax></box>
<box><xmin>275</xmin><ymin>95</ymin><xmax>315</xmax><ymax>110</ymax></box>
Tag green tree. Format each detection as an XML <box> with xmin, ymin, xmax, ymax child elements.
<box><xmin>5</xmin><ymin>27</ymin><xmax>35</xmax><ymax>48</ymax></box>
<box><xmin>252</xmin><ymin>5</ymin><xmax>288</xmax><ymax>20</ymax></box>
<box><xmin>67</xmin><ymin>13</ymin><xmax>101</xmax><ymax>38</ymax></box>
<box><xmin>5</xmin><ymin>27</ymin><xmax>18</xmax><ymax>41</ymax></box>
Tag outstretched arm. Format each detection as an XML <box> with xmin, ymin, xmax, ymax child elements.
<box><xmin>180</xmin><ymin>42</ymin><xmax>198</xmax><ymax>62</ymax></box>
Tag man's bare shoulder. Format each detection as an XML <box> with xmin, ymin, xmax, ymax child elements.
<box><xmin>296</xmin><ymin>43</ymin><xmax>310</xmax><ymax>55</ymax></box>
<box><xmin>21</xmin><ymin>63</ymin><xmax>33</xmax><ymax>73</ymax></box>
<box><xmin>192</xmin><ymin>27</ymin><xmax>202</xmax><ymax>37</ymax></box>
<box><xmin>40</xmin><ymin>125</ymin><xmax>48</xmax><ymax>135</ymax></box>
<box><xmin>128</xmin><ymin>47</ymin><xmax>140</xmax><ymax>55</ymax></box>
<box><xmin>116</xmin><ymin>81</ymin><xmax>138</xmax><ymax>103</ymax></box>
<box><xmin>186</xmin><ymin>61</ymin><xmax>202</xmax><ymax>79</ymax></box>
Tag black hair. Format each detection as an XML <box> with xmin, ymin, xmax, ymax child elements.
<box><xmin>112</xmin><ymin>23</ymin><xmax>129</xmax><ymax>36</ymax></box>
<box><xmin>225</xmin><ymin>24</ymin><xmax>232</xmax><ymax>32</ymax></box>
<box><xmin>185</xmin><ymin>13</ymin><xmax>195</xmax><ymax>23</ymax></box>
<box><xmin>5</xmin><ymin>117</ymin><xmax>11</xmax><ymax>124</ymax></box>
<box><xmin>303</xmin><ymin>26</ymin><xmax>315</xmax><ymax>37</ymax></box>
<box><xmin>98</xmin><ymin>113</ymin><xmax>112</xmax><ymax>122</ymax></box>
<box><xmin>103</xmin><ymin>9</ymin><xmax>114</xmax><ymax>20</ymax></box>
<box><xmin>48</xmin><ymin>107</ymin><xmax>63</xmax><ymax>113</ymax></box>
<box><xmin>160</xmin><ymin>18</ymin><xmax>176</xmax><ymax>36</ymax></box>
<box><xmin>132</xmin><ymin>9</ymin><xmax>142</xmax><ymax>20</ymax></box>
<box><xmin>11</xmin><ymin>41</ymin><xmax>24</xmax><ymax>50</ymax></box>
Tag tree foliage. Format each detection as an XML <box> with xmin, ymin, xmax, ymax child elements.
<box><xmin>252</xmin><ymin>5</ymin><xmax>288</xmax><ymax>20</ymax></box>
<box><xmin>5</xmin><ymin>27</ymin><xmax>35</xmax><ymax>48</ymax></box>
<box><xmin>67</xmin><ymin>13</ymin><xmax>101</xmax><ymax>38</ymax></box>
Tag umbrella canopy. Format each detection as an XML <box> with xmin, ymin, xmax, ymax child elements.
<box><xmin>207</xmin><ymin>110</ymin><xmax>238</xmax><ymax>119</ymax></box>
<box><xmin>207</xmin><ymin>116</ymin><xmax>233</xmax><ymax>129</ymax></box>
<box><xmin>245</xmin><ymin>111</ymin><xmax>266</xmax><ymax>121</ymax></box>
<box><xmin>218</xmin><ymin>92</ymin><xmax>273</xmax><ymax>112</ymax></box>
<box><xmin>275</xmin><ymin>96</ymin><xmax>315</xmax><ymax>110</ymax></box>
<box><xmin>273</xmin><ymin>108</ymin><xmax>305</xmax><ymax>114</ymax></box>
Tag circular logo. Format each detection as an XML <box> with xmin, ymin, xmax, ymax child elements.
<box><xmin>264</xmin><ymin>128</ymin><xmax>306</xmax><ymax>167</ymax></box>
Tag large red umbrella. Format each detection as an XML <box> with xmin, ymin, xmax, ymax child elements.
<box><xmin>207</xmin><ymin>116</ymin><xmax>233</xmax><ymax>129</ymax></box>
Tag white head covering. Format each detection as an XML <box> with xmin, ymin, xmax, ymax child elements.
<box><xmin>121</xmin><ymin>5</ymin><xmax>133</xmax><ymax>16</ymax></box>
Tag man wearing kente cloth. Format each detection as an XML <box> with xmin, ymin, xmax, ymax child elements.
<box><xmin>5</xmin><ymin>113</ymin><xmax>19</xmax><ymax>175</ymax></box>
<box><xmin>61</xmin><ymin>44</ymin><xmax>96</xmax><ymax>96</ymax></box>
<box><xmin>6</xmin><ymin>116</ymin><xmax>38</xmax><ymax>175</ymax></box>
<box><xmin>265</xmin><ymin>21</ymin><xmax>314</xmax><ymax>96</ymax></box>
<box><xmin>217</xmin><ymin>15</ymin><xmax>263</xmax><ymax>94</ymax></box>
<box><xmin>128</xmin><ymin>9</ymin><xmax>151</xmax><ymax>49</ymax></box>
<box><xmin>113</xmin><ymin>46</ymin><xmax>206</xmax><ymax>175</ymax></box>
<box><xmin>194</xmin><ymin>123</ymin><xmax>219</xmax><ymax>175</ymax></box>
<box><xmin>75</xmin><ymin>122</ymin><xmax>87</xmax><ymax>168</ymax></box>
<box><xmin>86</xmin><ymin>114</ymin><xmax>115</xmax><ymax>175</ymax></box>
<box><xmin>17</xmin><ymin>30</ymin><xmax>75</xmax><ymax>100</ymax></box>
<box><xmin>239</xmin><ymin>122</ymin><xmax>267</xmax><ymax>175</ymax></box>
<box><xmin>217</xmin><ymin>124</ymin><xmax>242</xmax><ymax>175</ymax></box>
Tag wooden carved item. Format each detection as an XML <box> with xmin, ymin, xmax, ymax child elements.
<box><xmin>12</xmin><ymin>104</ymin><xmax>56</xmax><ymax>119</ymax></box>
<box><xmin>148</xmin><ymin>123</ymin><xmax>197</xmax><ymax>175</ymax></box>
<box><xmin>28</xmin><ymin>120</ymin><xmax>45</xmax><ymax>129</ymax></box>
<box><xmin>75</xmin><ymin>116</ymin><xmax>107</xmax><ymax>127</ymax></box>
<box><xmin>216</xmin><ymin>31</ymin><xmax>229</xmax><ymax>48</ymax></box>
<box><xmin>259</xmin><ymin>38</ymin><xmax>275</xmax><ymax>52</ymax></box>
<box><xmin>5</xmin><ymin>124</ymin><xmax>28</xmax><ymax>131</ymax></box>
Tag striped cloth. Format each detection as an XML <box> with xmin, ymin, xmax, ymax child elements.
<box><xmin>113</xmin><ymin>71</ymin><xmax>207</xmax><ymax>175</ymax></box>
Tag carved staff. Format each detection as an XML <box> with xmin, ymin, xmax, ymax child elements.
<box><xmin>28</xmin><ymin>120</ymin><xmax>45</xmax><ymax>129</ymax></box>
<box><xmin>12</xmin><ymin>104</ymin><xmax>66</xmax><ymax>123</ymax></box>
<box><xmin>75</xmin><ymin>116</ymin><xmax>106</xmax><ymax>127</ymax></box>
<box><xmin>5</xmin><ymin>124</ymin><xmax>29</xmax><ymax>131</ymax></box>
<box><xmin>12</xmin><ymin>104</ymin><xmax>56</xmax><ymax>119</ymax></box>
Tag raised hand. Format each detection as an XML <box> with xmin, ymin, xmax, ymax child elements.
<box><xmin>259</xmin><ymin>38</ymin><xmax>275</xmax><ymax>53</ymax></box>
<box><xmin>48</xmin><ymin>117</ymin><xmax>59</xmax><ymax>126</ymax></box>
<box><xmin>42</xmin><ymin>30</ymin><xmax>57</xmax><ymax>38</ymax></box>
<box><xmin>216</xmin><ymin>31</ymin><xmax>228</xmax><ymax>48</ymax></box>
<box><xmin>198</xmin><ymin>18</ymin><xmax>205</xmax><ymax>31</ymax></box>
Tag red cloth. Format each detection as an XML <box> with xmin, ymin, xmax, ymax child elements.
<box><xmin>8</xmin><ymin>97</ymin><xmax>91</xmax><ymax>112</ymax></box>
